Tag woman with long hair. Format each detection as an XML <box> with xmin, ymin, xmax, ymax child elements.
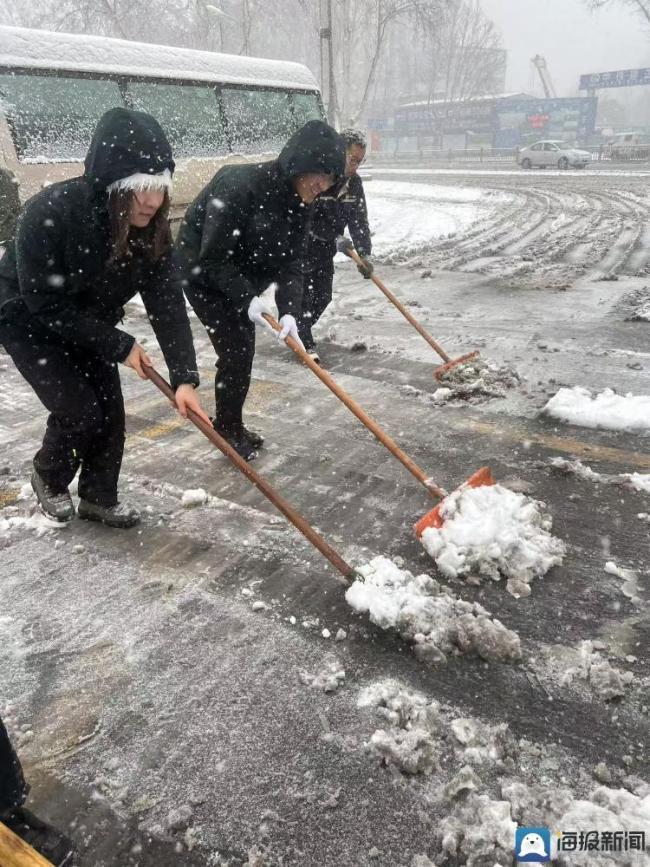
<box><xmin>0</xmin><ymin>107</ymin><xmax>209</xmax><ymax>527</ymax></box>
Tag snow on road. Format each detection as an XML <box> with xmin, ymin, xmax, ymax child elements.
<box><xmin>364</xmin><ymin>180</ymin><xmax>514</xmax><ymax>260</ymax></box>
<box><xmin>544</xmin><ymin>386</ymin><xmax>650</xmax><ymax>432</ymax></box>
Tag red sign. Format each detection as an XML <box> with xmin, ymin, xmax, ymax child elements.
<box><xmin>527</xmin><ymin>113</ymin><xmax>550</xmax><ymax>129</ymax></box>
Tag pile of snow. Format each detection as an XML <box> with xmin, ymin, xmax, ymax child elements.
<box><xmin>504</xmin><ymin>780</ymin><xmax>650</xmax><ymax>866</ymax></box>
<box><xmin>418</xmin><ymin>484</ymin><xmax>566</xmax><ymax>598</ymax></box>
<box><xmin>605</xmin><ymin>561</ymin><xmax>642</xmax><ymax>604</ymax></box>
<box><xmin>181</xmin><ymin>488</ymin><xmax>209</xmax><ymax>508</ymax></box>
<box><xmin>357</xmin><ymin>681</ymin><xmax>517</xmax><ymax>780</ymax></box>
<box><xmin>0</xmin><ymin>509</ymin><xmax>65</xmax><ymax>546</ymax></box>
<box><xmin>550</xmin><ymin>456</ymin><xmax>604</xmax><ymax>482</ymax></box>
<box><xmin>544</xmin><ymin>387</ymin><xmax>650</xmax><ymax>432</ymax></box>
<box><xmin>357</xmin><ymin>683</ymin><xmax>442</xmax><ymax>775</ymax></box>
<box><xmin>553</xmin><ymin>787</ymin><xmax>650</xmax><ymax>866</ymax></box>
<box><xmin>558</xmin><ymin>641</ymin><xmax>634</xmax><ymax>701</ymax></box>
<box><xmin>618</xmin><ymin>286</ymin><xmax>650</xmax><ymax>321</ymax></box>
<box><xmin>433</xmin><ymin>358</ymin><xmax>521</xmax><ymax>403</ymax></box>
<box><xmin>299</xmin><ymin>658</ymin><xmax>345</xmax><ymax>693</ymax></box>
<box><xmin>550</xmin><ymin>458</ymin><xmax>650</xmax><ymax>497</ymax></box>
<box><xmin>622</xmin><ymin>473</ymin><xmax>650</xmax><ymax>493</ymax></box>
<box><xmin>436</xmin><ymin>793</ymin><xmax>516</xmax><ymax>866</ymax></box>
<box><xmin>346</xmin><ymin>556</ymin><xmax>521</xmax><ymax>664</ymax></box>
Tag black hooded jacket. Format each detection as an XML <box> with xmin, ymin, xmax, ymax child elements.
<box><xmin>177</xmin><ymin>120</ymin><xmax>346</xmax><ymax>316</ymax></box>
<box><xmin>0</xmin><ymin>108</ymin><xmax>199</xmax><ymax>389</ymax></box>
<box><xmin>306</xmin><ymin>173</ymin><xmax>371</xmax><ymax>271</ymax></box>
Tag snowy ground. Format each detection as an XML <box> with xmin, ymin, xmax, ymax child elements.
<box><xmin>1</xmin><ymin>165</ymin><xmax>649</xmax><ymax>866</ymax></box>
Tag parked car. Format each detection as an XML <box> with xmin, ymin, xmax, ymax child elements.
<box><xmin>517</xmin><ymin>140</ymin><xmax>591</xmax><ymax>170</ymax></box>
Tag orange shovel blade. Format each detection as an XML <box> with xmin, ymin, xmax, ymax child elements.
<box><xmin>414</xmin><ymin>466</ymin><xmax>496</xmax><ymax>537</ymax></box>
<box><xmin>434</xmin><ymin>350</ymin><xmax>481</xmax><ymax>381</ymax></box>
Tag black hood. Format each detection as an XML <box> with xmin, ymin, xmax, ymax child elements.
<box><xmin>84</xmin><ymin>108</ymin><xmax>175</xmax><ymax>193</ymax></box>
<box><xmin>278</xmin><ymin>120</ymin><xmax>345</xmax><ymax>179</ymax></box>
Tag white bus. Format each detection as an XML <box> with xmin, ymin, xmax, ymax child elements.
<box><xmin>0</xmin><ymin>25</ymin><xmax>323</xmax><ymax>237</ymax></box>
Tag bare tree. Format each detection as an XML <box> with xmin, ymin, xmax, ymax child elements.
<box><xmin>0</xmin><ymin>0</ymin><xmax>503</xmax><ymax>133</ymax></box>
<box><xmin>585</xmin><ymin>0</ymin><xmax>650</xmax><ymax>25</ymax></box>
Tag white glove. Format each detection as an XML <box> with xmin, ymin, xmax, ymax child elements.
<box><xmin>277</xmin><ymin>314</ymin><xmax>304</xmax><ymax>350</ymax></box>
<box><xmin>247</xmin><ymin>295</ymin><xmax>275</xmax><ymax>333</ymax></box>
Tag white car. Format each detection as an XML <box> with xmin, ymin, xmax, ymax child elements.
<box><xmin>518</xmin><ymin>140</ymin><xmax>591</xmax><ymax>170</ymax></box>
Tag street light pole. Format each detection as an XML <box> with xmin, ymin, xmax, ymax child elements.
<box><xmin>319</xmin><ymin>0</ymin><xmax>336</xmax><ymax>124</ymax></box>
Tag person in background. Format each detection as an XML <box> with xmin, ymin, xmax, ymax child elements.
<box><xmin>177</xmin><ymin>120</ymin><xmax>346</xmax><ymax>461</ymax></box>
<box><xmin>0</xmin><ymin>715</ymin><xmax>74</xmax><ymax>865</ymax></box>
<box><xmin>0</xmin><ymin>108</ymin><xmax>209</xmax><ymax>527</ymax></box>
<box><xmin>298</xmin><ymin>128</ymin><xmax>372</xmax><ymax>363</ymax></box>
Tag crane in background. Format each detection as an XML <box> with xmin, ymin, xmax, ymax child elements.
<box><xmin>532</xmin><ymin>55</ymin><xmax>557</xmax><ymax>98</ymax></box>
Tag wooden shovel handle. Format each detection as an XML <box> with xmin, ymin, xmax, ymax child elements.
<box><xmin>0</xmin><ymin>820</ymin><xmax>55</xmax><ymax>867</ymax></box>
<box><xmin>144</xmin><ymin>365</ymin><xmax>354</xmax><ymax>584</ymax></box>
<box><xmin>347</xmin><ymin>248</ymin><xmax>450</xmax><ymax>363</ymax></box>
<box><xmin>263</xmin><ymin>315</ymin><xmax>446</xmax><ymax>501</ymax></box>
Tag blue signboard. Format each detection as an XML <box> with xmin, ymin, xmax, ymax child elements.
<box><xmin>580</xmin><ymin>68</ymin><xmax>650</xmax><ymax>90</ymax></box>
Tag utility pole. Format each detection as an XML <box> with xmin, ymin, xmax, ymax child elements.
<box><xmin>319</xmin><ymin>0</ymin><xmax>336</xmax><ymax>123</ymax></box>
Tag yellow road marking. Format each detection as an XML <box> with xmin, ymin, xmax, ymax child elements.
<box><xmin>0</xmin><ymin>488</ymin><xmax>19</xmax><ymax>508</ymax></box>
<box><xmin>133</xmin><ymin>418</ymin><xmax>185</xmax><ymax>441</ymax></box>
<box><xmin>461</xmin><ymin>419</ymin><xmax>650</xmax><ymax>470</ymax></box>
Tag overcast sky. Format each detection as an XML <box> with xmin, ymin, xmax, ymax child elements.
<box><xmin>481</xmin><ymin>0</ymin><xmax>650</xmax><ymax>96</ymax></box>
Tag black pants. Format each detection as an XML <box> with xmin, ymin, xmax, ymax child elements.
<box><xmin>298</xmin><ymin>267</ymin><xmax>334</xmax><ymax>351</ymax></box>
<box><xmin>1</xmin><ymin>322</ymin><xmax>125</xmax><ymax>507</ymax></box>
<box><xmin>0</xmin><ymin>716</ymin><xmax>27</xmax><ymax>816</ymax></box>
<box><xmin>184</xmin><ymin>286</ymin><xmax>256</xmax><ymax>429</ymax></box>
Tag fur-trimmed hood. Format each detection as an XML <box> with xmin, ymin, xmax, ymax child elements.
<box><xmin>84</xmin><ymin>108</ymin><xmax>175</xmax><ymax>194</ymax></box>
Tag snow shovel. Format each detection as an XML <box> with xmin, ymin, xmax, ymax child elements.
<box><xmin>342</xmin><ymin>246</ymin><xmax>480</xmax><ymax>380</ymax></box>
<box><xmin>263</xmin><ymin>314</ymin><xmax>495</xmax><ymax>524</ymax></box>
<box><xmin>144</xmin><ymin>364</ymin><xmax>356</xmax><ymax>585</ymax></box>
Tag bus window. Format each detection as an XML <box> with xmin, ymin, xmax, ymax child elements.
<box><xmin>0</xmin><ymin>73</ymin><xmax>123</xmax><ymax>162</ymax></box>
<box><xmin>221</xmin><ymin>87</ymin><xmax>295</xmax><ymax>153</ymax></box>
<box><xmin>126</xmin><ymin>81</ymin><xmax>226</xmax><ymax>158</ymax></box>
<box><xmin>291</xmin><ymin>92</ymin><xmax>322</xmax><ymax>126</ymax></box>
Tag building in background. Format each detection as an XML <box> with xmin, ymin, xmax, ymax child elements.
<box><xmin>370</xmin><ymin>93</ymin><xmax>598</xmax><ymax>154</ymax></box>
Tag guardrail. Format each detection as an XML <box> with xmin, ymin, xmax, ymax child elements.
<box><xmin>370</xmin><ymin>148</ymin><xmax>518</xmax><ymax>163</ymax></box>
<box><xmin>369</xmin><ymin>145</ymin><xmax>650</xmax><ymax>164</ymax></box>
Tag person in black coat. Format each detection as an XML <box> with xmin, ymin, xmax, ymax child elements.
<box><xmin>177</xmin><ymin>120</ymin><xmax>345</xmax><ymax>461</ymax></box>
<box><xmin>0</xmin><ymin>108</ymin><xmax>209</xmax><ymax>527</ymax></box>
<box><xmin>298</xmin><ymin>128</ymin><xmax>373</xmax><ymax>363</ymax></box>
<box><xmin>0</xmin><ymin>716</ymin><xmax>74</xmax><ymax>865</ymax></box>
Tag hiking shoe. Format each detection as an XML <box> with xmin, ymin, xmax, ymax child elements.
<box><xmin>3</xmin><ymin>806</ymin><xmax>75</xmax><ymax>866</ymax></box>
<box><xmin>213</xmin><ymin>423</ymin><xmax>258</xmax><ymax>462</ymax></box>
<box><xmin>31</xmin><ymin>470</ymin><xmax>75</xmax><ymax>523</ymax></box>
<box><xmin>78</xmin><ymin>499</ymin><xmax>140</xmax><ymax>528</ymax></box>
<box><xmin>242</xmin><ymin>425</ymin><xmax>264</xmax><ymax>449</ymax></box>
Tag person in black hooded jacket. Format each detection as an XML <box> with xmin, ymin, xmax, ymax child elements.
<box><xmin>298</xmin><ymin>128</ymin><xmax>372</xmax><ymax>362</ymax></box>
<box><xmin>0</xmin><ymin>107</ymin><xmax>209</xmax><ymax>527</ymax></box>
<box><xmin>177</xmin><ymin>119</ymin><xmax>345</xmax><ymax>460</ymax></box>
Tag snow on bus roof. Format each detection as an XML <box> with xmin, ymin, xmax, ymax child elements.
<box><xmin>0</xmin><ymin>25</ymin><xmax>319</xmax><ymax>92</ymax></box>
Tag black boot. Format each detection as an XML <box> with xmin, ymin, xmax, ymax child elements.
<box><xmin>2</xmin><ymin>805</ymin><xmax>75</xmax><ymax>866</ymax></box>
<box><xmin>31</xmin><ymin>470</ymin><xmax>75</xmax><ymax>523</ymax></box>
<box><xmin>242</xmin><ymin>425</ymin><xmax>264</xmax><ymax>449</ymax></box>
<box><xmin>213</xmin><ymin>422</ymin><xmax>258</xmax><ymax>462</ymax></box>
<box><xmin>77</xmin><ymin>500</ymin><xmax>140</xmax><ymax>528</ymax></box>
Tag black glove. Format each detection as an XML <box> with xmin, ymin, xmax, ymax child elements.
<box><xmin>357</xmin><ymin>255</ymin><xmax>373</xmax><ymax>279</ymax></box>
<box><xmin>336</xmin><ymin>235</ymin><xmax>353</xmax><ymax>255</ymax></box>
